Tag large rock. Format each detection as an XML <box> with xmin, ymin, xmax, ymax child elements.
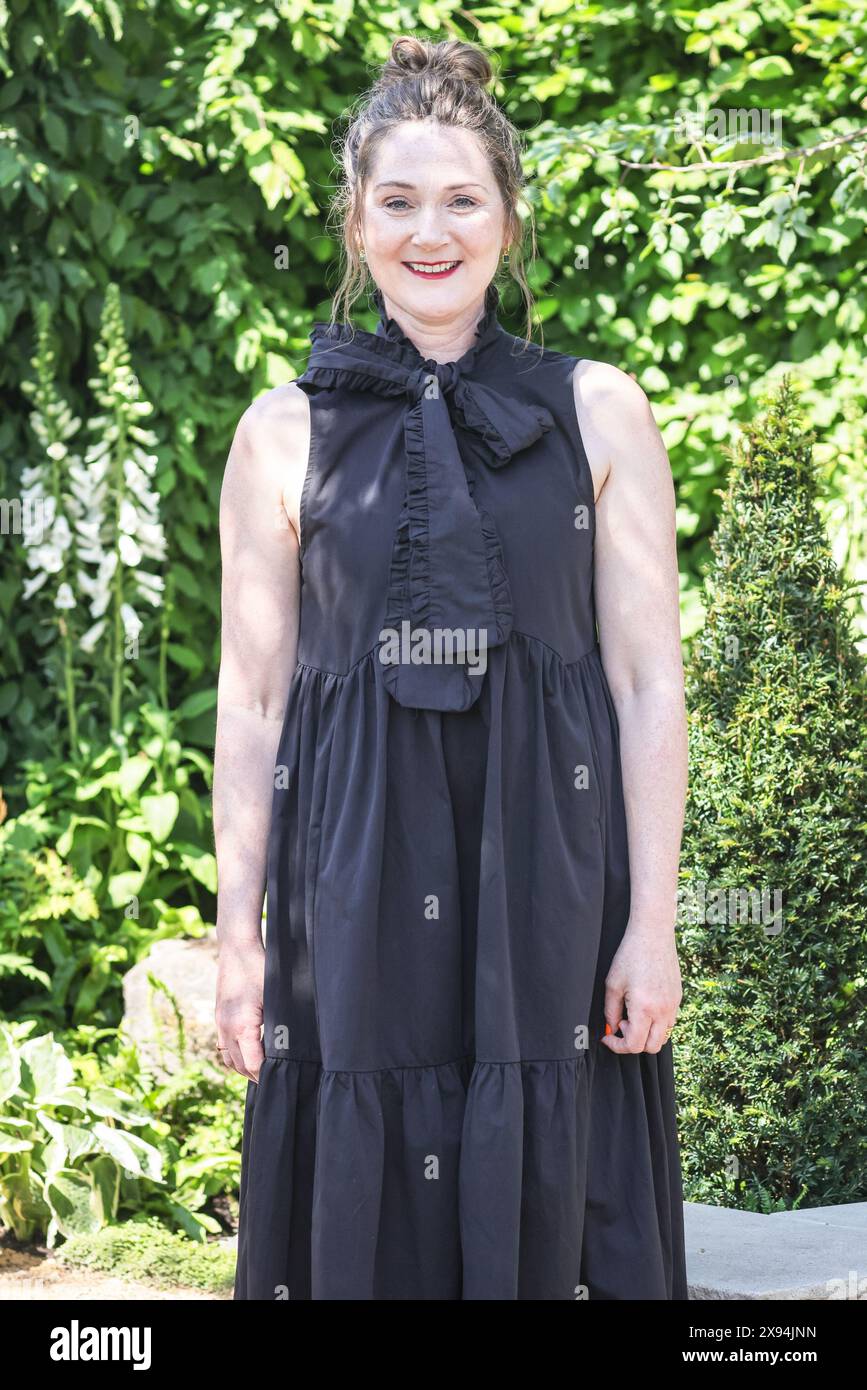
<box><xmin>685</xmin><ymin>1201</ymin><xmax>867</xmax><ymax>1299</ymax></box>
<box><xmin>122</xmin><ymin>933</ymin><xmax>221</xmax><ymax>1081</ymax></box>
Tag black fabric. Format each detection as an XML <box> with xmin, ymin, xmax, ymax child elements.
<box><xmin>233</xmin><ymin>284</ymin><xmax>689</xmax><ymax>1300</ymax></box>
<box><xmin>296</xmin><ymin>282</ymin><xmax>555</xmax><ymax>712</ymax></box>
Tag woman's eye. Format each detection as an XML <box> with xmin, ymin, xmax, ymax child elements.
<box><xmin>383</xmin><ymin>196</ymin><xmax>477</xmax><ymax>211</ymax></box>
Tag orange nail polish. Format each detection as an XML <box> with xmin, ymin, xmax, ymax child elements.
<box><xmin>605</xmin><ymin>1023</ymin><xmax>612</xmax><ymax>1036</ymax></box>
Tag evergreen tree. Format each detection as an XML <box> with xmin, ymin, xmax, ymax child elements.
<box><xmin>678</xmin><ymin>376</ymin><xmax>866</xmax><ymax>1210</ymax></box>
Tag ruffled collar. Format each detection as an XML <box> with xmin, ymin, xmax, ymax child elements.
<box><xmin>368</xmin><ymin>281</ymin><xmax>504</xmax><ymax>374</ymax></box>
<box><xmin>305</xmin><ymin>281</ymin><xmax>504</xmax><ymax>379</ymax></box>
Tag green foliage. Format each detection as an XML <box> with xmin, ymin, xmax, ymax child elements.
<box><xmin>0</xmin><ymin>827</ymin><xmax>99</xmax><ymax>1003</ymax></box>
<box><xmin>678</xmin><ymin>377</ymin><xmax>867</xmax><ymax>1209</ymax></box>
<box><xmin>0</xmin><ymin>700</ymin><xmax>215</xmax><ymax>1027</ymax></box>
<box><xmin>2</xmin><ymin>1</ymin><xmax>867</xmax><ymax>781</ymax></box>
<box><xmin>56</xmin><ymin>1216</ymin><xmax>236</xmax><ymax>1294</ymax></box>
<box><xmin>118</xmin><ymin>1049</ymin><xmax>246</xmax><ymax>1242</ymax></box>
<box><xmin>1</xmin><ymin>0</ymin><xmax>866</xmax><ymax>1245</ymax></box>
<box><xmin>0</xmin><ymin>1023</ymin><xmax>163</xmax><ymax>1245</ymax></box>
<box><xmin>0</xmin><ymin>1021</ymin><xmax>246</xmax><ymax>1248</ymax></box>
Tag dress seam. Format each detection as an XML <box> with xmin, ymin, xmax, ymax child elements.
<box><xmin>261</xmin><ymin>1053</ymin><xmax>591</xmax><ymax>1070</ymax></box>
<box><xmin>294</xmin><ymin>633</ymin><xmax>601</xmax><ymax>680</ymax></box>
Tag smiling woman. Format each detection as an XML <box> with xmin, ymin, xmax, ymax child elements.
<box><xmin>353</xmin><ymin>118</ymin><xmax>518</xmax><ymax>359</ymax></box>
<box><xmin>327</xmin><ymin>38</ymin><xmax>540</xmax><ymax>348</ymax></box>
<box><xmin>217</xmin><ymin>33</ymin><xmax>689</xmax><ymax>1302</ymax></box>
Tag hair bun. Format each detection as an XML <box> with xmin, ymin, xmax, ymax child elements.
<box><xmin>377</xmin><ymin>37</ymin><xmax>494</xmax><ymax>91</ymax></box>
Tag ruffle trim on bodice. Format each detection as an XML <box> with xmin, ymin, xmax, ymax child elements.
<box><xmin>294</xmin><ymin>284</ymin><xmax>556</xmax><ymax>713</ymax></box>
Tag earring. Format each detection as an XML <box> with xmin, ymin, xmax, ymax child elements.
<box><xmin>359</xmin><ymin>248</ymin><xmax>366</xmax><ymax>262</ymax></box>
<box><xmin>502</xmin><ymin>249</ymin><xmax>509</xmax><ymax>264</ymax></box>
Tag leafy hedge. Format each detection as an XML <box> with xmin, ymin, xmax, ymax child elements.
<box><xmin>2</xmin><ymin>0</ymin><xmax>866</xmax><ymax>782</ymax></box>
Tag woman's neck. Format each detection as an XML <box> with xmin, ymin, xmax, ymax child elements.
<box><xmin>378</xmin><ymin>290</ymin><xmax>486</xmax><ymax>363</ymax></box>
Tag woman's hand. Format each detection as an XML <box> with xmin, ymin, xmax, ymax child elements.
<box><xmin>600</xmin><ymin>922</ymin><xmax>682</xmax><ymax>1055</ymax></box>
<box><xmin>215</xmin><ymin>939</ymin><xmax>266</xmax><ymax>1082</ymax></box>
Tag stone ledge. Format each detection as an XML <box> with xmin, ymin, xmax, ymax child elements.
<box><xmin>685</xmin><ymin>1201</ymin><xmax>867</xmax><ymax>1300</ymax></box>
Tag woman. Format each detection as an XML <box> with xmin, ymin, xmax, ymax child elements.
<box><xmin>215</xmin><ymin>35</ymin><xmax>689</xmax><ymax>1300</ymax></box>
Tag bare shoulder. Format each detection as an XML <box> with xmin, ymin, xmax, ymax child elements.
<box><xmin>570</xmin><ymin>359</ymin><xmax>660</xmax><ymax>503</ymax></box>
<box><xmin>225</xmin><ymin>383</ymin><xmax>311</xmax><ymax>545</ymax></box>
<box><xmin>240</xmin><ymin>379</ymin><xmax>310</xmax><ymax>434</ymax></box>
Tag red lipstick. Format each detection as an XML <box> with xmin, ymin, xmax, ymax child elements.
<box><xmin>402</xmin><ymin>260</ymin><xmax>461</xmax><ymax>280</ymax></box>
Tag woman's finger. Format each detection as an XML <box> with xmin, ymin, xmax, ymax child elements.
<box><xmin>237</xmin><ymin>1028</ymin><xmax>265</xmax><ymax>1084</ymax></box>
<box><xmin>225</xmin><ymin>1039</ymin><xmax>253</xmax><ymax>1081</ymax></box>
<box><xmin>643</xmin><ymin>1016</ymin><xmax>675</xmax><ymax>1053</ymax></box>
<box><xmin>602</xmin><ymin>980</ymin><xmax>625</xmax><ymax>1036</ymax></box>
<box><xmin>602</xmin><ymin>1002</ymin><xmax>653</xmax><ymax>1054</ymax></box>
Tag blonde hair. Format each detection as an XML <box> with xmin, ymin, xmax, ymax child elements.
<box><xmin>326</xmin><ymin>36</ymin><xmax>540</xmax><ymax>346</ymax></box>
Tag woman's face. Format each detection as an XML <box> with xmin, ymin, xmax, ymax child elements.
<box><xmin>359</xmin><ymin>120</ymin><xmax>507</xmax><ymax>325</ymax></box>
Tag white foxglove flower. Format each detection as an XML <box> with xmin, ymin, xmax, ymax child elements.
<box><xmin>135</xmin><ymin>572</ymin><xmax>164</xmax><ymax>604</ymax></box>
<box><xmin>79</xmin><ymin>618</ymin><xmax>107</xmax><ymax>653</ymax></box>
<box><xmin>118</xmin><ymin>497</ymin><xmax>139</xmax><ymax>534</ymax></box>
<box><xmin>29</xmin><ymin>543</ymin><xmax>65</xmax><ymax>575</ymax></box>
<box><xmin>118</xmin><ymin>533</ymin><xmax>142</xmax><ymax>566</ymax></box>
<box><xmin>22</xmin><ymin>571</ymin><xmax>49</xmax><ymax>600</ymax></box>
<box><xmin>51</xmin><ymin>514</ymin><xmax>73</xmax><ymax>549</ymax></box>
<box><xmin>121</xmin><ymin>602</ymin><xmax>143</xmax><ymax>640</ymax></box>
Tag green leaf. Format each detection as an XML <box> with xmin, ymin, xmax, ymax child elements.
<box><xmin>125</xmin><ymin>831</ymin><xmax>152</xmax><ymax>872</ymax></box>
<box><xmin>46</xmin><ymin>1169</ymin><xmax>102</xmax><ymax>1238</ymax></box>
<box><xmin>0</xmin><ymin>1025</ymin><xmax>22</xmax><ymax>1105</ymax></box>
<box><xmin>42</xmin><ymin>110</ymin><xmax>68</xmax><ymax>157</ymax></box>
<box><xmin>90</xmin><ymin>201</ymin><xmax>114</xmax><ymax>240</ymax></box>
<box><xmin>746</xmin><ymin>55</ymin><xmax>794</xmax><ymax>80</ymax></box>
<box><xmin>177</xmin><ymin>688</ymin><xmax>217</xmax><ymax>721</ymax></box>
<box><xmin>118</xmin><ymin>754</ymin><xmax>152</xmax><ymax>799</ymax></box>
<box><xmin>139</xmin><ymin>791</ymin><xmax>180</xmax><ymax>843</ymax></box>
<box><xmin>107</xmin><ymin>869</ymin><xmax>146</xmax><ymax>907</ymax></box>
<box><xmin>0</xmin><ymin>1135</ymin><xmax>33</xmax><ymax>1154</ymax></box>
<box><xmin>91</xmin><ymin>1123</ymin><xmax>164</xmax><ymax>1182</ymax></box>
<box><xmin>86</xmin><ymin>1087</ymin><xmax>150</xmax><ymax>1127</ymax></box>
<box><xmin>89</xmin><ymin>1154</ymin><xmax>121</xmax><ymax>1223</ymax></box>
<box><xmin>167</xmin><ymin>642</ymin><xmax>205</xmax><ymax>674</ymax></box>
<box><xmin>19</xmin><ymin>1034</ymin><xmax>76</xmax><ymax>1106</ymax></box>
<box><xmin>148</xmin><ymin>192</ymin><xmax>179</xmax><ymax>223</ymax></box>
<box><xmin>38</xmin><ymin>1113</ymin><xmax>95</xmax><ymax>1165</ymax></box>
<box><xmin>175</xmin><ymin>843</ymin><xmax>217</xmax><ymax>892</ymax></box>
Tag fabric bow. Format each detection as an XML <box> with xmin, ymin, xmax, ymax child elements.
<box><xmin>298</xmin><ymin>294</ymin><xmax>555</xmax><ymax>711</ymax></box>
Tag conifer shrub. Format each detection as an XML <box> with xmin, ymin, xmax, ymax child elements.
<box><xmin>677</xmin><ymin>376</ymin><xmax>866</xmax><ymax>1211</ymax></box>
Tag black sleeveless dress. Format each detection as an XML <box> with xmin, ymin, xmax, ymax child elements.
<box><xmin>232</xmin><ymin>282</ymin><xmax>688</xmax><ymax>1301</ymax></box>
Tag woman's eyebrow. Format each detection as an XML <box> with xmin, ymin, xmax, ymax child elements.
<box><xmin>373</xmin><ymin>180</ymin><xmax>487</xmax><ymax>190</ymax></box>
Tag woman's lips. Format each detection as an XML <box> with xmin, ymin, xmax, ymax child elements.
<box><xmin>402</xmin><ymin>261</ymin><xmax>461</xmax><ymax>279</ymax></box>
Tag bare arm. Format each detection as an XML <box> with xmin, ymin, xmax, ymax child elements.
<box><xmin>573</xmin><ymin>360</ymin><xmax>686</xmax><ymax>1053</ymax></box>
<box><xmin>212</xmin><ymin>383</ymin><xmax>309</xmax><ymax>1079</ymax></box>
